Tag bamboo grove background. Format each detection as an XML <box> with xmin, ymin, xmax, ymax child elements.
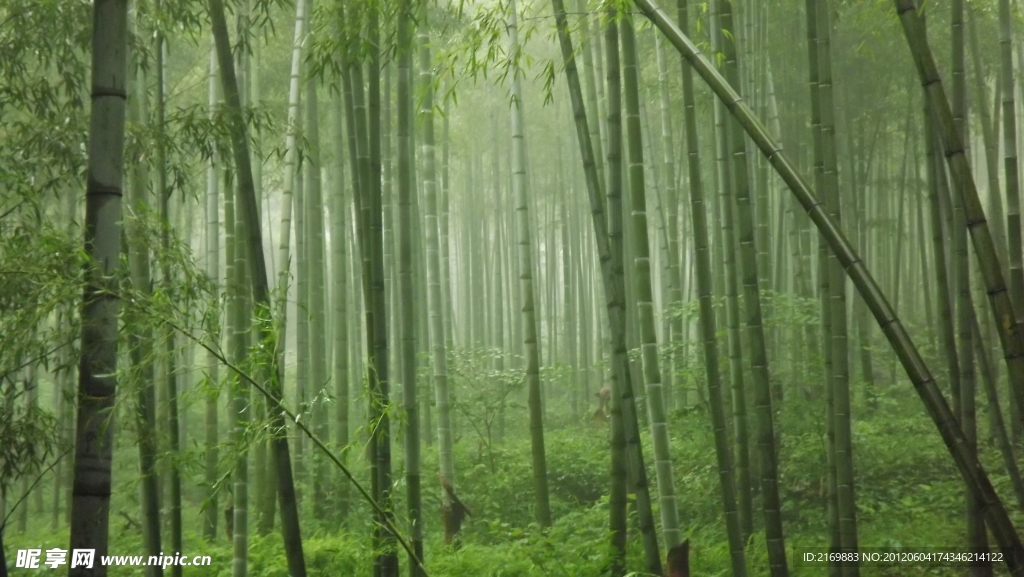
<box><xmin>6</xmin><ymin>0</ymin><xmax>1024</xmax><ymax>575</ymax></box>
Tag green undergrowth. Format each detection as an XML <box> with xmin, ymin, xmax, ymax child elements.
<box><xmin>6</xmin><ymin>379</ymin><xmax>1021</xmax><ymax>576</ymax></box>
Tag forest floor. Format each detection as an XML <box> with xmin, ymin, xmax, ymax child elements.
<box><xmin>5</xmin><ymin>372</ymin><xmax>1019</xmax><ymax>576</ymax></box>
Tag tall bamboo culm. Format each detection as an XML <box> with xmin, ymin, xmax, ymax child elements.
<box><xmin>811</xmin><ymin>1</ymin><xmax>858</xmax><ymax>572</ymax></box>
<box><xmin>508</xmin><ymin>0</ymin><xmax>552</xmax><ymax>528</ymax></box>
<box><xmin>674</xmin><ymin>0</ymin><xmax>748</xmax><ymax>573</ymax></box>
<box><xmin>69</xmin><ymin>0</ymin><xmax>128</xmax><ymax>571</ymax></box>
<box><xmin>127</xmin><ymin>11</ymin><xmax>162</xmax><ymax>569</ymax></box>
<box><xmin>619</xmin><ymin>11</ymin><xmax>680</xmax><ymax>554</ymax></box>
<box><xmin>203</xmin><ymin>40</ymin><xmax>221</xmax><ymax>543</ymax></box>
<box><xmin>715</xmin><ymin>0</ymin><xmax>788</xmax><ymax>572</ymax></box>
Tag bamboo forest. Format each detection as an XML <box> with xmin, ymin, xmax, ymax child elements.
<box><xmin>15</xmin><ymin>0</ymin><xmax>1024</xmax><ymax>575</ymax></box>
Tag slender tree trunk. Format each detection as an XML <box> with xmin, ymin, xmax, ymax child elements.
<box><xmin>329</xmin><ymin>56</ymin><xmax>351</xmax><ymax>526</ymax></box>
<box><xmin>226</xmin><ymin>30</ymin><xmax>252</xmax><ymax>568</ymax></box>
<box><xmin>275</xmin><ymin>0</ymin><xmax>306</xmax><ymax>380</ymax></box>
<box><xmin>551</xmin><ymin>0</ymin><xmax>624</xmax><ymax>567</ymax></box>
<box><xmin>811</xmin><ymin>2</ymin><xmax>858</xmax><ymax>572</ymax></box>
<box><xmin>915</xmin><ymin>162</ymin><xmax>936</xmax><ymax>355</ymax></box>
<box><xmin>620</xmin><ymin>13</ymin><xmax>679</xmax><ymax>556</ymax></box>
<box><xmin>951</xmin><ymin>3</ymin><xmax>991</xmax><ymax>572</ymax></box>
<box><xmin>970</xmin><ymin>8</ymin><xmax>1019</xmax><ymax>445</ymax></box>
<box><xmin>398</xmin><ymin>3</ymin><xmax>425</xmax><ymax>571</ymax></box>
<box><xmin>343</xmin><ymin>4</ymin><xmax>396</xmax><ymax>573</ymax></box>
<box><xmin>929</xmin><ymin>105</ymin><xmax>974</xmax><ymax>573</ymax></box>
<box><xmin>417</xmin><ymin>7</ymin><xmax>459</xmax><ymax>551</ymax></box>
<box><xmin>407</xmin><ymin>36</ymin><xmax>430</xmax><ymax>448</ymax></box>
<box><xmin>51</xmin><ymin>361</ymin><xmax>65</xmax><ymax>531</ymax></box>
<box><xmin>383</xmin><ymin>61</ymin><xmax>397</xmax><ymax>420</ymax></box>
<box><xmin>127</xmin><ymin>13</ymin><xmax>162</xmax><ymax>571</ymax></box>
<box><xmin>273</xmin><ymin>0</ymin><xmax>305</xmax><ymax>516</ymax></box>
<box><xmin>805</xmin><ymin>3</ymin><xmax>839</xmax><ymax>570</ymax></box>
<box><xmin>492</xmin><ymin>118</ymin><xmax>508</xmax><ymax>442</ymax></box>
<box><xmin>603</xmin><ymin>7</ymin><xmax>629</xmax><ymax>572</ymax></box>
<box><xmin>294</xmin><ymin>66</ymin><xmax>309</xmax><ymax>504</ymax></box>
<box><xmin>230</xmin><ymin>156</ymin><xmax>250</xmax><ymax>577</ymax></box>
<box><xmin>154</xmin><ymin>32</ymin><xmax>183</xmax><ymax>574</ymax></box>
<box><xmin>244</xmin><ymin>5</ymin><xmax>271</xmax><ymax>538</ymax></box>
<box><xmin>341</xmin><ymin>62</ymin><xmax>377</xmax><ymax>571</ymax></box>
<box><xmin>369</xmin><ymin>6</ymin><xmax>398</xmax><ymax>574</ymax></box>
<box><xmin>710</xmin><ymin>3</ymin><xmax>753</xmax><ymax>541</ymax></box>
<box><xmin>655</xmin><ymin>33</ymin><xmax>684</xmax><ymax>410</ymax></box>
<box><xmin>441</xmin><ymin>86</ymin><xmax>454</xmax><ymax>353</ymax></box>
<box><xmin>508</xmin><ymin>0</ymin><xmax>552</xmax><ymax>528</ymax></box>
<box><xmin>926</xmin><ymin>101</ymin><xmax>968</xmax><ymax>552</ymax></box>
<box><xmin>999</xmin><ymin>0</ymin><xmax>1024</xmax><ymax>343</ymax></box>
<box><xmin>716</xmin><ymin>1</ymin><xmax>789</xmax><ymax>572</ymax></box>
<box><xmin>304</xmin><ymin>54</ymin><xmax>329</xmax><ymax>514</ymax></box>
<box><xmin>204</xmin><ymin>40</ymin><xmax>221</xmax><ymax>544</ymax></box>
<box><xmin>561</xmin><ymin>200</ymin><xmax>579</xmax><ymax>416</ymax></box>
<box><xmin>675</xmin><ymin>0</ymin><xmax>748</xmax><ymax>572</ymax></box>
<box><xmin>223</xmin><ymin>109</ymin><xmax>238</xmax><ymax>547</ymax></box>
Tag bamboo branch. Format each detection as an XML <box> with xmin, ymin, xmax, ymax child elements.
<box><xmin>166</xmin><ymin>319</ymin><xmax>428</xmax><ymax>576</ymax></box>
